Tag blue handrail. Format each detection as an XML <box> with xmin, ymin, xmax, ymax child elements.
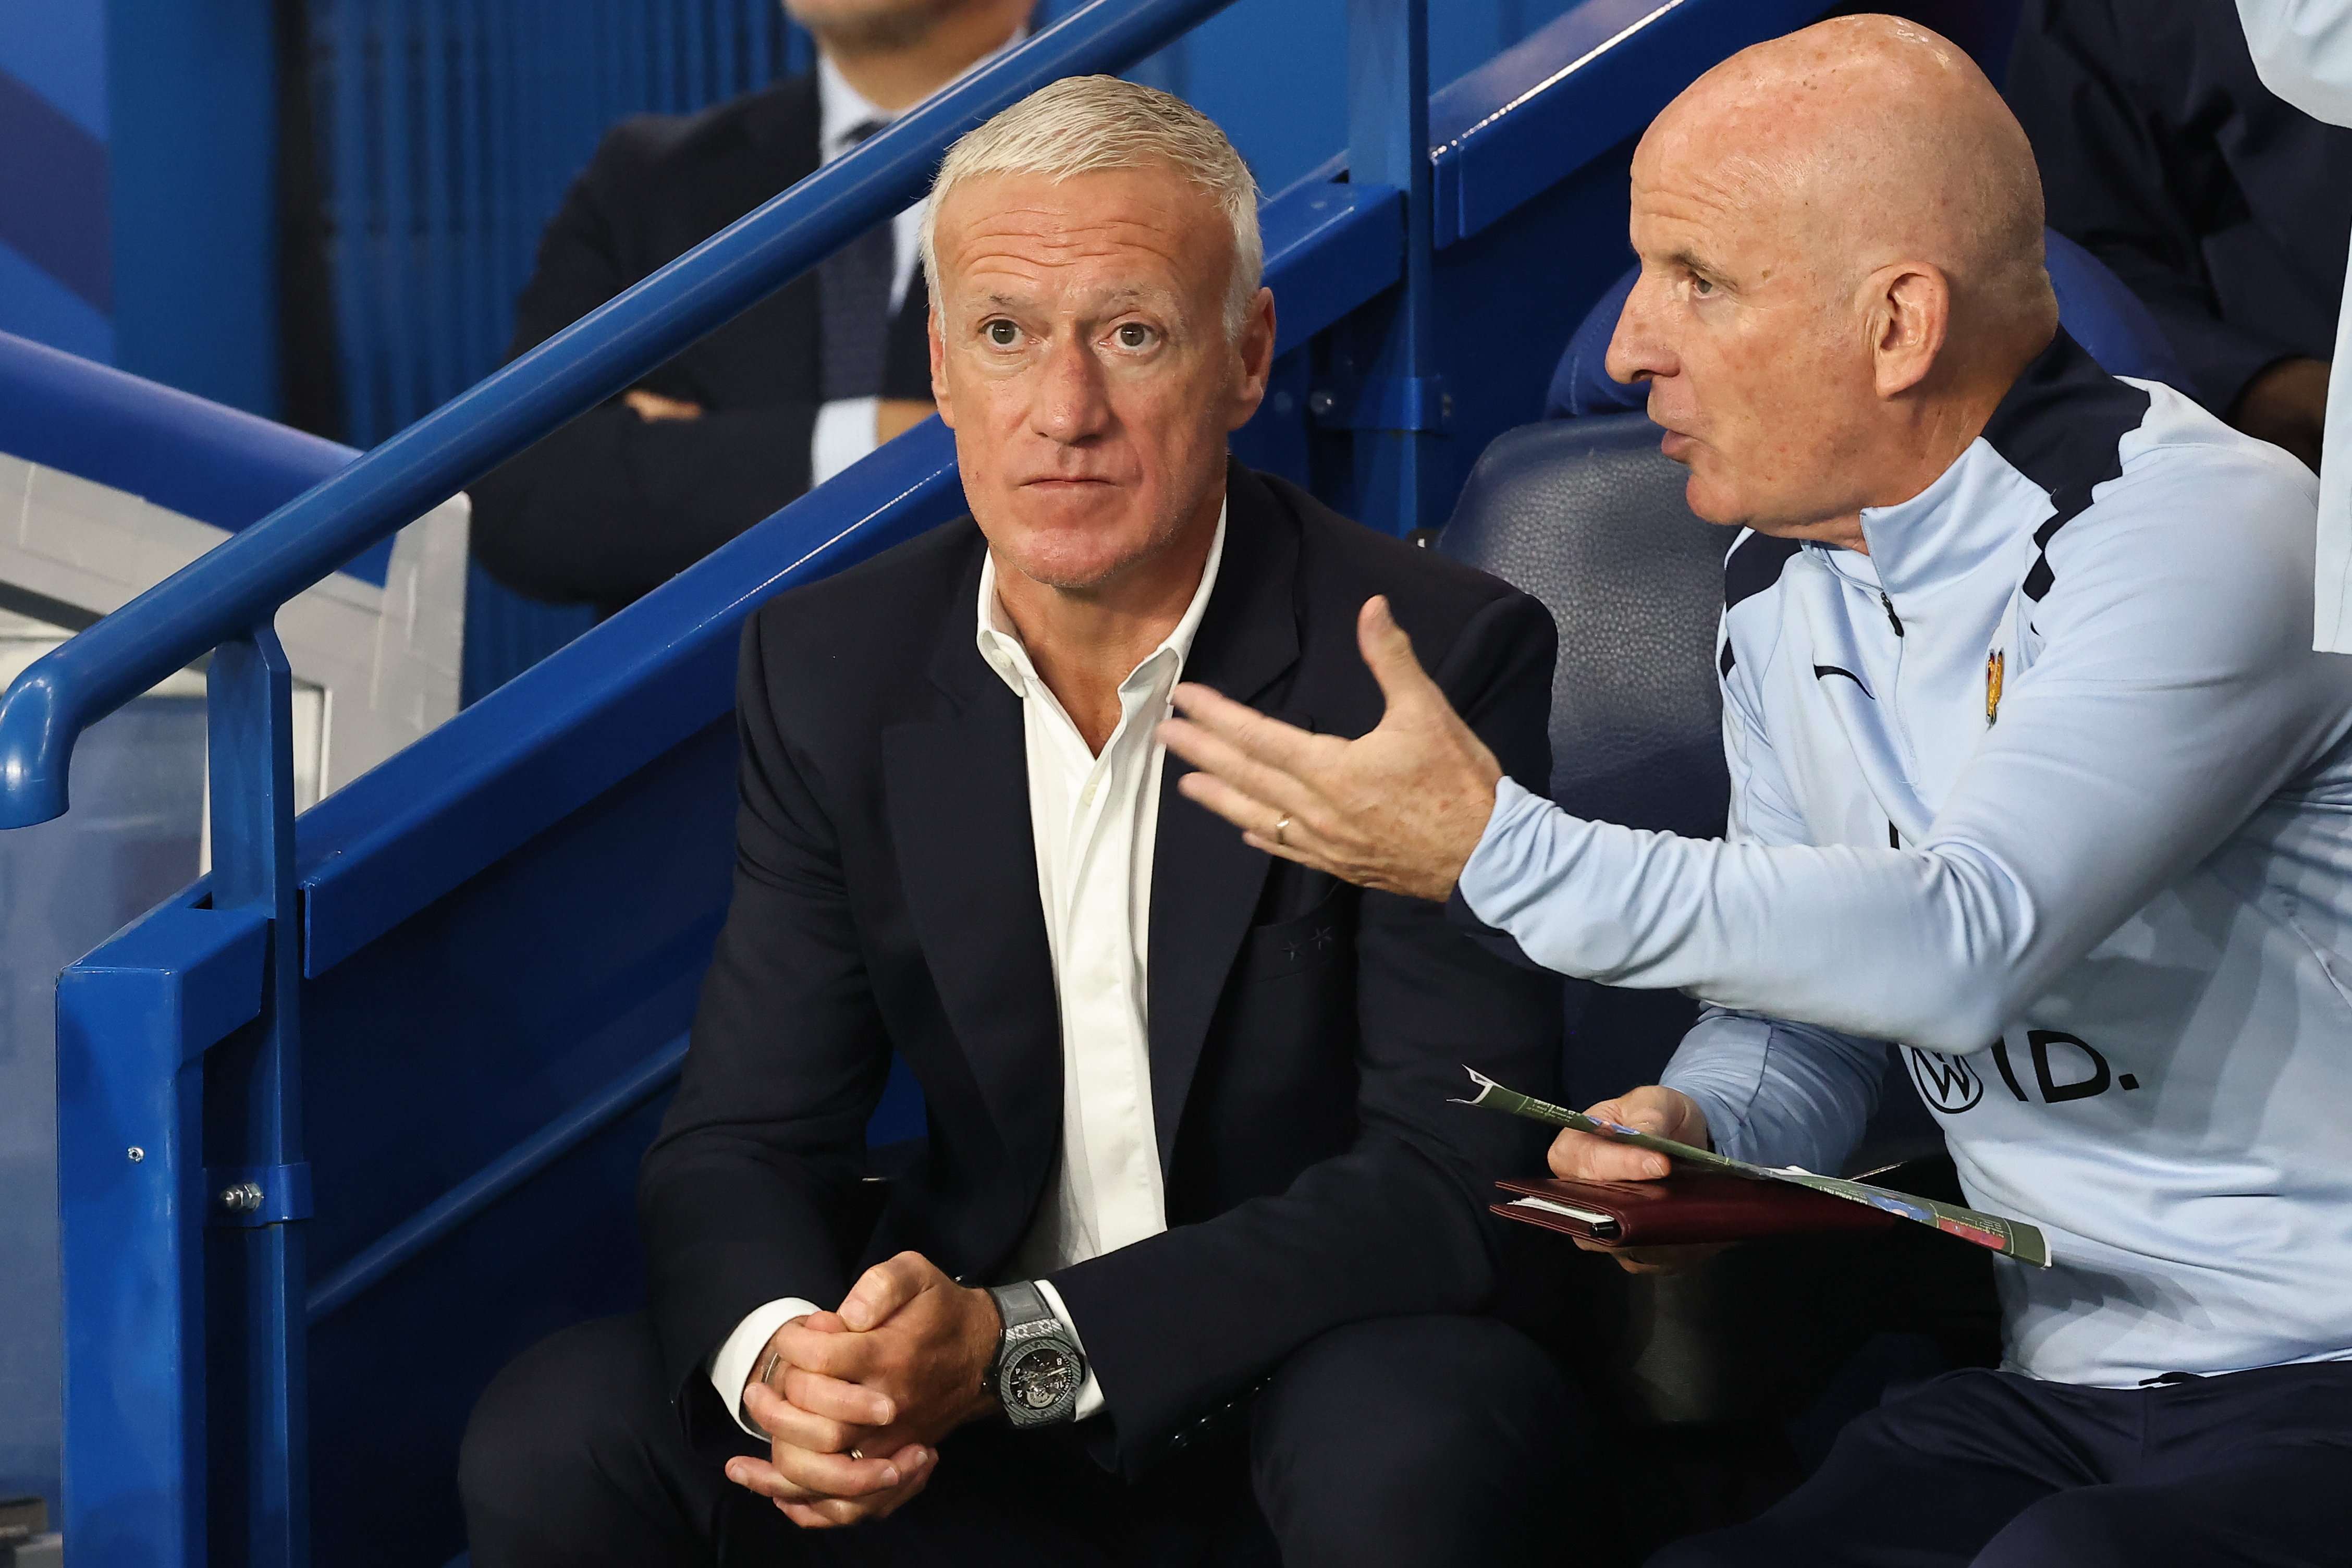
<box><xmin>0</xmin><ymin>0</ymin><xmax>1240</xmax><ymax>829</ymax></box>
<box><xmin>0</xmin><ymin>332</ymin><xmax>359</xmax><ymax>534</ymax></box>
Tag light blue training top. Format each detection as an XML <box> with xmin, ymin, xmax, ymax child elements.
<box><xmin>1460</xmin><ymin>331</ymin><xmax>2352</xmax><ymax>1389</ymax></box>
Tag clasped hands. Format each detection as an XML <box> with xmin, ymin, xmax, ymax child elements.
<box><xmin>727</xmin><ymin>1252</ymin><xmax>1002</xmax><ymax>1529</ymax></box>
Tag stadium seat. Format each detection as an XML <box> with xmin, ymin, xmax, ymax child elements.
<box><xmin>1544</xmin><ymin>228</ymin><xmax>2198</xmax><ymax>420</ymax></box>
<box><xmin>1443</xmin><ymin>413</ymin><xmax>2000</xmax><ymax>1559</ymax></box>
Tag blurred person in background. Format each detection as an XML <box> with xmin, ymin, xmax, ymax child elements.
<box><xmin>471</xmin><ymin>0</ymin><xmax>1034</xmax><ymax>617</ymax></box>
<box><xmin>2234</xmin><ymin>0</ymin><xmax>2352</xmax><ymax>652</ymax></box>
<box><xmin>2005</xmin><ymin>0</ymin><xmax>2350</xmax><ymax>473</ymax></box>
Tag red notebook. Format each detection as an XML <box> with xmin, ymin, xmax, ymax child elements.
<box><xmin>1493</xmin><ymin>1174</ymin><xmax>1897</xmax><ymax>1248</ymax></box>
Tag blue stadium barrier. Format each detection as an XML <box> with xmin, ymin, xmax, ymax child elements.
<box><xmin>0</xmin><ymin>332</ymin><xmax>387</xmax><ymax>585</ymax></box>
<box><xmin>0</xmin><ymin>1</ymin><xmax>2001</xmax><ymax>1562</ymax></box>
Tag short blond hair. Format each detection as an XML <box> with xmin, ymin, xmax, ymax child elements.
<box><xmin>920</xmin><ymin>75</ymin><xmax>1264</xmax><ymax>336</ymax></box>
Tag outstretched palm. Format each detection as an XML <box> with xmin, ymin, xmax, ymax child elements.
<box><xmin>1159</xmin><ymin>594</ymin><xmax>1504</xmax><ymax>901</ymax></box>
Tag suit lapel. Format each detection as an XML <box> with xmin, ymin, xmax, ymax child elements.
<box><xmin>737</xmin><ymin>71</ymin><xmax>820</xmax><ymax>185</ymax></box>
<box><xmin>1147</xmin><ymin>464</ymin><xmax>1304</xmax><ymax>1172</ymax></box>
<box><xmin>883</xmin><ymin>536</ymin><xmax>1061</xmax><ymax>1205</ymax></box>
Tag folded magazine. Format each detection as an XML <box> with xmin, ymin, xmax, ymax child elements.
<box><xmin>1456</xmin><ymin>1068</ymin><xmax>2051</xmax><ymax>1266</ymax></box>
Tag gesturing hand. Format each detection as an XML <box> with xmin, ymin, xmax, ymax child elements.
<box><xmin>1547</xmin><ymin>1085</ymin><xmax>1723</xmax><ymax>1276</ymax></box>
<box><xmin>1158</xmin><ymin>595</ymin><xmax>1504</xmax><ymax>901</ymax></box>
<box><xmin>725</xmin><ymin>1253</ymin><xmax>1002</xmax><ymax>1529</ymax></box>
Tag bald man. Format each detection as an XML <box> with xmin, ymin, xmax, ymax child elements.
<box><xmin>1161</xmin><ymin>16</ymin><xmax>2352</xmax><ymax>1567</ymax></box>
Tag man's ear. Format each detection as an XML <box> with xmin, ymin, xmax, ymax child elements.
<box><xmin>1868</xmin><ymin>262</ymin><xmax>1951</xmax><ymax>400</ymax></box>
<box><xmin>928</xmin><ymin>309</ymin><xmax>956</xmax><ymax>429</ymax></box>
<box><xmin>1225</xmin><ymin>287</ymin><xmax>1278</xmax><ymax>433</ymax></box>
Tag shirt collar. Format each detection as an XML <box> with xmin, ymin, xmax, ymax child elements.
<box><xmin>816</xmin><ymin>54</ymin><xmax>890</xmax><ymax>158</ymax></box>
<box><xmin>975</xmin><ymin>502</ymin><xmax>1230</xmax><ymax>699</ymax></box>
<box><xmin>1853</xmin><ymin>330</ymin><xmax>2137</xmax><ymax>601</ymax></box>
<box><xmin>816</xmin><ymin>29</ymin><xmax>1027</xmax><ymax>162</ymax></box>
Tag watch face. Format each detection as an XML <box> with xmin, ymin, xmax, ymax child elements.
<box><xmin>1006</xmin><ymin>1342</ymin><xmax>1079</xmax><ymax>1412</ymax></box>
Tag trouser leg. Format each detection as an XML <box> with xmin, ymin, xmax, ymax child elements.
<box><xmin>1248</xmin><ymin>1313</ymin><xmax>1584</xmax><ymax>1568</ymax></box>
<box><xmin>460</xmin><ymin>1314</ymin><xmax>774</xmax><ymax>1568</ymax></box>
<box><xmin>457</xmin><ymin>1314</ymin><xmax>1083</xmax><ymax>1568</ymax></box>
<box><xmin>818</xmin><ymin>1420</ymin><xmax>1270</xmax><ymax>1568</ymax></box>
<box><xmin>1644</xmin><ymin>1368</ymin><xmax>2105</xmax><ymax>1568</ymax></box>
<box><xmin>1975</xmin><ymin>1363</ymin><xmax>2352</xmax><ymax>1568</ymax></box>
<box><xmin>459</xmin><ymin>1312</ymin><xmax>1267</xmax><ymax>1568</ymax></box>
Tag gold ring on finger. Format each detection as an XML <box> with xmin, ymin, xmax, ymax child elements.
<box><xmin>849</xmin><ymin>1447</ymin><xmax>866</xmax><ymax>1461</ymax></box>
<box><xmin>1274</xmin><ymin>814</ymin><xmax>1291</xmax><ymax>847</ymax></box>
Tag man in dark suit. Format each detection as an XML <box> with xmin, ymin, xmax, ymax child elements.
<box><xmin>459</xmin><ymin>77</ymin><xmax>1575</xmax><ymax>1567</ymax></box>
<box><xmin>2005</xmin><ymin>0</ymin><xmax>2350</xmax><ymax>470</ymax></box>
<box><xmin>471</xmin><ymin>0</ymin><xmax>1033</xmax><ymax>616</ymax></box>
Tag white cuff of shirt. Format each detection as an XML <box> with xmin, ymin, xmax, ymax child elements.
<box><xmin>1032</xmin><ymin>1277</ymin><xmax>1106</xmax><ymax>1422</ymax></box>
<box><xmin>711</xmin><ymin>1297</ymin><xmax>823</xmax><ymax>1439</ymax></box>
<box><xmin>710</xmin><ymin>1281</ymin><xmax>1106</xmax><ymax>1439</ymax></box>
<box><xmin>811</xmin><ymin>397</ymin><xmax>880</xmax><ymax>487</ymax></box>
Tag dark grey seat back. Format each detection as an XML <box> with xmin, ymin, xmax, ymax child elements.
<box><xmin>1440</xmin><ymin>413</ymin><xmax>1729</xmax><ymax>1104</ymax></box>
<box><xmin>1440</xmin><ymin>413</ymin><xmax>1730</xmax><ymax>840</ymax></box>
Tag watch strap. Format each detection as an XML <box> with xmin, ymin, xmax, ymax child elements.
<box><xmin>988</xmin><ymin>1280</ymin><xmax>1055</xmax><ymax>1341</ymax></box>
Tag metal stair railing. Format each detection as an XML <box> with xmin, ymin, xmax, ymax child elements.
<box><xmin>0</xmin><ymin>4</ymin><xmax>1463</xmax><ymax>1564</ymax></box>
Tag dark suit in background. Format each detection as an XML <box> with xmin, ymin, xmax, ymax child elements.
<box><xmin>2005</xmin><ymin>0</ymin><xmax>2352</xmax><ymax>415</ymax></box>
<box><xmin>470</xmin><ymin>72</ymin><xmax>932</xmax><ymax>616</ymax></box>
<box><xmin>460</xmin><ymin>463</ymin><xmax>1577</xmax><ymax>1566</ymax></box>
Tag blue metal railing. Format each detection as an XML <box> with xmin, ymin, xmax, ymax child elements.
<box><xmin>0</xmin><ymin>330</ymin><xmax>387</xmax><ymax>582</ymax></box>
<box><xmin>0</xmin><ymin>0</ymin><xmax>1246</xmax><ymax>830</ymax></box>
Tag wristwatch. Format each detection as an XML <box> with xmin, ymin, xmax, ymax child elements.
<box><xmin>986</xmin><ymin>1281</ymin><xmax>1086</xmax><ymax>1428</ymax></box>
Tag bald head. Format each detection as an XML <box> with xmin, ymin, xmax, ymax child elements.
<box><xmin>1660</xmin><ymin>16</ymin><xmax>2048</xmax><ymax>338</ymax></box>
<box><xmin>1609</xmin><ymin>16</ymin><xmax>2059</xmax><ymax>543</ymax></box>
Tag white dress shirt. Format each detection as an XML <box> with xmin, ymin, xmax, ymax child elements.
<box><xmin>2234</xmin><ymin>1</ymin><xmax>2352</xmax><ymax>651</ymax></box>
<box><xmin>709</xmin><ymin>508</ymin><xmax>1228</xmax><ymax>1435</ymax></box>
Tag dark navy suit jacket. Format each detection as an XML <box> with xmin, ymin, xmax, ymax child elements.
<box><xmin>2006</xmin><ymin>0</ymin><xmax>2352</xmax><ymax>413</ymax></box>
<box><xmin>638</xmin><ymin>462</ymin><xmax>1565</xmax><ymax>1473</ymax></box>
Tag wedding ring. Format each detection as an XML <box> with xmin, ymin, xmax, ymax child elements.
<box><xmin>849</xmin><ymin>1447</ymin><xmax>867</xmax><ymax>1461</ymax></box>
<box><xmin>1274</xmin><ymin>814</ymin><xmax>1291</xmax><ymax>846</ymax></box>
<box><xmin>758</xmin><ymin>1350</ymin><xmax>784</xmax><ymax>1389</ymax></box>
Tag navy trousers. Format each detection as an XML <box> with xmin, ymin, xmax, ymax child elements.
<box><xmin>460</xmin><ymin>1310</ymin><xmax>1582</xmax><ymax>1568</ymax></box>
<box><xmin>1653</xmin><ymin>1361</ymin><xmax>2352</xmax><ymax>1567</ymax></box>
